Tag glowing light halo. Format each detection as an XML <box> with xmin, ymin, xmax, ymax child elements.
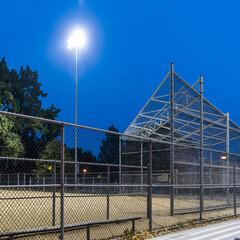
<box><xmin>67</xmin><ymin>29</ymin><xmax>87</xmax><ymax>50</ymax></box>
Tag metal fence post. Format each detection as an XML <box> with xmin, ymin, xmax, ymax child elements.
<box><xmin>37</xmin><ymin>173</ymin><xmax>39</xmax><ymax>185</ymax></box>
<box><xmin>233</xmin><ymin>155</ymin><xmax>236</xmax><ymax>215</ymax></box>
<box><xmin>199</xmin><ymin>75</ymin><xmax>204</xmax><ymax>221</ymax></box>
<box><xmin>119</xmin><ymin>137</ymin><xmax>122</xmax><ymax>187</ymax></box>
<box><xmin>170</xmin><ymin>62</ymin><xmax>175</xmax><ymax>216</ymax></box>
<box><xmin>175</xmin><ymin>169</ymin><xmax>178</xmax><ymax>195</ymax></box>
<box><xmin>17</xmin><ymin>173</ymin><xmax>19</xmax><ymax>186</ymax></box>
<box><xmin>226</xmin><ymin>112</ymin><xmax>230</xmax><ymax>206</ymax></box>
<box><xmin>52</xmin><ymin>162</ymin><xmax>56</xmax><ymax>226</ymax></box>
<box><xmin>60</xmin><ymin>123</ymin><xmax>65</xmax><ymax>240</ymax></box>
<box><xmin>210</xmin><ymin>144</ymin><xmax>213</xmax><ymax>197</ymax></box>
<box><xmin>107</xmin><ymin>166</ymin><xmax>110</xmax><ymax>220</ymax></box>
<box><xmin>148</xmin><ymin>140</ymin><xmax>152</xmax><ymax>232</ymax></box>
<box><xmin>87</xmin><ymin>225</ymin><xmax>90</xmax><ymax>240</ymax></box>
<box><xmin>141</xmin><ymin>141</ymin><xmax>143</xmax><ymax>193</ymax></box>
<box><xmin>43</xmin><ymin>177</ymin><xmax>45</xmax><ymax>191</ymax></box>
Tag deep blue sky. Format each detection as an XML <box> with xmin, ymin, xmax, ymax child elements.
<box><xmin>0</xmin><ymin>0</ymin><xmax>239</xmax><ymax>132</ymax></box>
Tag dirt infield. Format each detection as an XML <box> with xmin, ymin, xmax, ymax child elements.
<box><xmin>0</xmin><ymin>189</ymin><xmax>239</xmax><ymax>239</ymax></box>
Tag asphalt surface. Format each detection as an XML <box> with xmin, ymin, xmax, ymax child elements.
<box><xmin>152</xmin><ymin>219</ymin><xmax>240</xmax><ymax>240</ymax></box>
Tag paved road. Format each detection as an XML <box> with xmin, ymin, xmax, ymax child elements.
<box><xmin>152</xmin><ymin>219</ymin><xmax>240</xmax><ymax>240</ymax></box>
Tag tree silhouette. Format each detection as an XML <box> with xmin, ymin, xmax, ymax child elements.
<box><xmin>98</xmin><ymin>125</ymin><xmax>119</xmax><ymax>164</ymax></box>
<box><xmin>0</xmin><ymin>57</ymin><xmax>60</xmax><ymax>173</ymax></box>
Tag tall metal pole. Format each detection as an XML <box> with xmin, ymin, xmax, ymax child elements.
<box><xmin>226</xmin><ymin>112</ymin><xmax>230</xmax><ymax>206</ymax></box>
<box><xmin>170</xmin><ymin>62</ymin><xmax>174</xmax><ymax>216</ymax></box>
<box><xmin>199</xmin><ymin>75</ymin><xmax>204</xmax><ymax>221</ymax></box>
<box><xmin>75</xmin><ymin>48</ymin><xmax>78</xmax><ymax>187</ymax></box>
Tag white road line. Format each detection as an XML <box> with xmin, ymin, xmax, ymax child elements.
<box><xmin>186</xmin><ymin>225</ymin><xmax>240</xmax><ymax>240</ymax></box>
<box><xmin>211</xmin><ymin>230</ymin><xmax>240</xmax><ymax>240</ymax></box>
<box><xmin>155</xmin><ymin>220</ymin><xmax>240</xmax><ymax>240</ymax></box>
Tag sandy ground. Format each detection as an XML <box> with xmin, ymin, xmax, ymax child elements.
<box><xmin>0</xmin><ymin>189</ymin><xmax>239</xmax><ymax>239</ymax></box>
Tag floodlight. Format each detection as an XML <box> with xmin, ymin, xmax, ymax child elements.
<box><xmin>221</xmin><ymin>156</ymin><xmax>227</xmax><ymax>160</ymax></box>
<box><xmin>67</xmin><ymin>29</ymin><xmax>87</xmax><ymax>50</ymax></box>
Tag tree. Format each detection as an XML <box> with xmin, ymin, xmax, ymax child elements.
<box><xmin>35</xmin><ymin>138</ymin><xmax>73</xmax><ymax>174</ymax></box>
<box><xmin>0</xmin><ymin>57</ymin><xmax>18</xmax><ymax>112</ymax></box>
<box><xmin>0</xmin><ymin>115</ymin><xmax>24</xmax><ymax>157</ymax></box>
<box><xmin>12</xmin><ymin>63</ymin><xmax>60</xmax><ymax>159</ymax></box>
<box><xmin>0</xmin><ymin>57</ymin><xmax>61</xmax><ymax>173</ymax></box>
<box><xmin>68</xmin><ymin>147</ymin><xmax>97</xmax><ymax>164</ymax></box>
<box><xmin>67</xmin><ymin>147</ymin><xmax>97</xmax><ymax>172</ymax></box>
<box><xmin>0</xmin><ymin>114</ymin><xmax>25</xmax><ymax>173</ymax></box>
<box><xmin>98</xmin><ymin>125</ymin><xmax>119</xmax><ymax>164</ymax></box>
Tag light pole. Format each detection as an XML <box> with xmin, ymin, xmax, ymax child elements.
<box><xmin>67</xmin><ymin>29</ymin><xmax>87</xmax><ymax>187</ymax></box>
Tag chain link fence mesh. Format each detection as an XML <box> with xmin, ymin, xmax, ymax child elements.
<box><xmin>0</xmin><ymin>112</ymin><xmax>240</xmax><ymax>239</ymax></box>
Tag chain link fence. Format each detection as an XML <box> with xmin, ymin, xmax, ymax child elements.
<box><xmin>0</xmin><ymin>111</ymin><xmax>240</xmax><ymax>239</ymax></box>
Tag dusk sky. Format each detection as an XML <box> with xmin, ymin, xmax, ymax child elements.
<box><xmin>0</xmin><ymin>0</ymin><xmax>240</xmax><ymax>133</ymax></box>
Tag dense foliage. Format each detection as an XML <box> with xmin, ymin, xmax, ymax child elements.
<box><xmin>0</xmin><ymin>58</ymin><xmax>123</xmax><ymax>175</ymax></box>
<box><xmin>0</xmin><ymin>57</ymin><xmax>60</xmax><ymax>173</ymax></box>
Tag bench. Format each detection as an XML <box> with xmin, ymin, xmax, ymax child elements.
<box><xmin>0</xmin><ymin>217</ymin><xmax>142</xmax><ymax>240</ymax></box>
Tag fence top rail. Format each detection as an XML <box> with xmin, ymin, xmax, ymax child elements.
<box><xmin>0</xmin><ymin>184</ymin><xmax>61</xmax><ymax>188</ymax></box>
<box><xmin>65</xmin><ymin>184</ymin><xmax>150</xmax><ymax>188</ymax></box>
<box><xmin>0</xmin><ymin>156</ymin><xmax>147</xmax><ymax>169</ymax></box>
<box><xmin>0</xmin><ymin>110</ymin><xmax>240</xmax><ymax>157</ymax></box>
<box><xmin>0</xmin><ymin>110</ymin><xmax>150</xmax><ymax>140</ymax></box>
<box><xmin>0</xmin><ymin>184</ymin><xmax>149</xmax><ymax>188</ymax></box>
<box><xmin>0</xmin><ymin>110</ymin><xmax>63</xmax><ymax>125</ymax></box>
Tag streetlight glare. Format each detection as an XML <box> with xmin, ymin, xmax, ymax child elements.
<box><xmin>67</xmin><ymin>29</ymin><xmax>87</xmax><ymax>50</ymax></box>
